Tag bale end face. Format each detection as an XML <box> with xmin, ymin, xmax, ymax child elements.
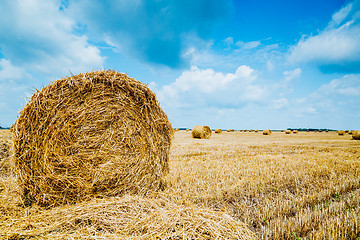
<box><xmin>352</xmin><ymin>130</ymin><xmax>360</xmax><ymax>140</ymax></box>
<box><xmin>263</xmin><ymin>129</ymin><xmax>272</xmax><ymax>135</ymax></box>
<box><xmin>192</xmin><ymin>125</ymin><xmax>212</xmax><ymax>139</ymax></box>
<box><xmin>12</xmin><ymin>70</ymin><xmax>173</xmax><ymax>207</ymax></box>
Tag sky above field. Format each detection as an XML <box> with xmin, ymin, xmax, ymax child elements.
<box><xmin>0</xmin><ymin>0</ymin><xmax>360</xmax><ymax>130</ymax></box>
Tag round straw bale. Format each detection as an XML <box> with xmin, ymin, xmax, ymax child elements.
<box><xmin>338</xmin><ymin>130</ymin><xmax>345</xmax><ymax>135</ymax></box>
<box><xmin>192</xmin><ymin>125</ymin><xmax>211</xmax><ymax>139</ymax></box>
<box><xmin>285</xmin><ymin>130</ymin><xmax>291</xmax><ymax>134</ymax></box>
<box><xmin>293</xmin><ymin>130</ymin><xmax>298</xmax><ymax>134</ymax></box>
<box><xmin>263</xmin><ymin>129</ymin><xmax>271</xmax><ymax>135</ymax></box>
<box><xmin>352</xmin><ymin>130</ymin><xmax>360</xmax><ymax>140</ymax></box>
<box><xmin>255</xmin><ymin>129</ymin><xmax>259</xmax><ymax>133</ymax></box>
<box><xmin>215</xmin><ymin>129</ymin><xmax>222</xmax><ymax>133</ymax></box>
<box><xmin>11</xmin><ymin>70</ymin><xmax>173</xmax><ymax>207</ymax></box>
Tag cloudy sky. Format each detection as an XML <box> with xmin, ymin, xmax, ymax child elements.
<box><xmin>1</xmin><ymin>0</ymin><xmax>359</xmax><ymax>130</ymax></box>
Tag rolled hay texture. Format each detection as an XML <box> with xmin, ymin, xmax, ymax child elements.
<box><xmin>11</xmin><ymin>70</ymin><xmax>173</xmax><ymax>207</ymax></box>
<box><xmin>192</xmin><ymin>126</ymin><xmax>212</xmax><ymax>139</ymax></box>
<box><xmin>352</xmin><ymin>130</ymin><xmax>360</xmax><ymax>140</ymax></box>
<box><xmin>215</xmin><ymin>129</ymin><xmax>222</xmax><ymax>133</ymax></box>
<box><xmin>285</xmin><ymin>130</ymin><xmax>291</xmax><ymax>134</ymax></box>
<box><xmin>338</xmin><ymin>130</ymin><xmax>345</xmax><ymax>136</ymax></box>
<box><xmin>263</xmin><ymin>129</ymin><xmax>271</xmax><ymax>135</ymax></box>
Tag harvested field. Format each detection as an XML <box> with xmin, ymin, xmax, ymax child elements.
<box><xmin>1</xmin><ymin>129</ymin><xmax>360</xmax><ymax>239</ymax></box>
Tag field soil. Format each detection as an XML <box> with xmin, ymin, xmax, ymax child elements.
<box><xmin>1</xmin><ymin>129</ymin><xmax>359</xmax><ymax>239</ymax></box>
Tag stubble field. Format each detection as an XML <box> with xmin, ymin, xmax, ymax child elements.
<box><xmin>0</xmin><ymin>129</ymin><xmax>359</xmax><ymax>239</ymax></box>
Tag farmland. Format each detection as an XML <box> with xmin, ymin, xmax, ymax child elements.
<box><xmin>1</xmin><ymin>129</ymin><xmax>359</xmax><ymax>239</ymax></box>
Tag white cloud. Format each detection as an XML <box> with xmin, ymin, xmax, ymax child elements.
<box><xmin>288</xmin><ymin>1</ymin><xmax>360</xmax><ymax>72</ymax></box>
<box><xmin>0</xmin><ymin>59</ymin><xmax>28</xmax><ymax>80</ymax></box>
<box><xmin>316</xmin><ymin>74</ymin><xmax>360</xmax><ymax>96</ymax></box>
<box><xmin>0</xmin><ymin>0</ymin><xmax>104</xmax><ymax>77</ymax></box>
<box><xmin>235</xmin><ymin>41</ymin><xmax>261</xmax><ymax>50</ymax></box>
<box><xmin>283</xmin><ymin>68</ymin><xmax>301</xmax><ymax>82</ymax></box>
<box><xmin>156</xmin><ymin>65</ymin><xmax>265</xmax><ymax>110</ymax></box>
<box><xmin>270</xmin><ymin>98</ymin><xmax>289</xmax><ymax>110</ymax></box>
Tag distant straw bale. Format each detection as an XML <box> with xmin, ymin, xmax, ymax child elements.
<box><xmin>352</xmin><ymin>130</ymin><xmax>360</xmax><ymax>140</ymax></box>
<box><xmin>0</xmin><ymin>142</ymin><xmax>11</xmax><ymax>176</ymax></box>
<box><xmin>263</xmin><ymin>129</ymin><xmax>271</xmax><ymax>135</ymax></box>
<box><xmin>0</xmin><ymin>195</ymin><xmax>256</xmax><ymax>239</ymax></box>
<box><xmin>11</xmin><ymin>70</ymin><xmax>173</xmax><ymax>207</ymax></box>
<box><xmin>285</xmin><ymin>130</ymin><xmax>291</xmax><ymax>134</ymax></box>
<box><xmin>215</xmin><ymin>129</ymin><xmax>222</xmax><ymax>133</ymax></box>
<box><xmin>338</xmin><ymin>130</ymin><xmax>345</xmax><ymax>136</ymax></box>
<box><xmin>255</xmin><ymin>130</ymin><xmax>259</xmax><ymax>133</ymax></box>
<box><xmin>192</xmin><ymin>125</ymin><xmax>211</xmax><ymax>139</ymax></box>
<box><xmin>293</xmin><ymin>130</ymin><xmax>298</xmax><ymax>134</ymax></box>
<box><xmin>249</xmin><ymin>129</ymin><xmax>253</xmax><ymax>132</ymax></box>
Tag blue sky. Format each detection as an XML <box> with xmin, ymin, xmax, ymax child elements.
<box><xmin>1</xmin><ymin>0</ymin><xmax>359</xmax><ymax>130</ymax></box>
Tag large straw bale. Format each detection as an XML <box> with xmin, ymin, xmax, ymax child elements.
<box><xmin>215</xmin><ymin>129</ymin><xmax>222</xmax><ymax>133</ymax></box>
<box><xmin>352</xmin><ymin>130</ymin><xmax>360</xmax><ymax>140</ymax></box>
<box><xmin>192</xmin><ymin>125</ymin><xmax>212</xmax><ymax>139</ymax></box>
<box><xmin>285</xmin><ymin>130</ymin><xmax>291</xmax><ymax>134</ymax></box>
<box><xmin>11</xmin><ymin>70</ymin><xmax>173</xmax><ymax>207</ymax></box>
<box><xmin>263</xmin><ymin>129</ymin><xmax>271</xmax><ymax>135</ymax></box>
<box><xmin>338</xmin><ymin>130</ymin><xmax>345</xmax><ymax>135</ymax></box>
<box><xmin>293</xmin><ymin>130</ymin><xmax>298</xmax><ymax>134</ymax></box>
<box><xmin>0</xmin><ymin>195</ymin><xmax>256</xmax><ymax>239</ymax></box>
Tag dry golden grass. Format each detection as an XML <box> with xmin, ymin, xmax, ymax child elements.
<box><xmin>165</xmin><ymin>131</ymin><xmax>360</xmax><ymax>239</ymax></box>
<box><xmin>1</xmin><ymin>129</ymin><xmax>360</xmax><ymax>239</ymax></box>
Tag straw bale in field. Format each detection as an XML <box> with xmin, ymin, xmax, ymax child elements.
<box><xmin>338</xmin><ymin>130</ymin><xmax>345</xmax><ymax>135</ymax></box>
<box><xmin>293</xmin><ymin>130</ymin><xmax>298</xmax><ymax>134</ymax></box>
<box><xmin>352</xmin><ymin>130</ymin><xmax>360</xmax><ymax>140</ymax></box>
<box><xmin>285</xmin><ymin>130</ymin><xmax>291</xmax><ymax>134</ymax></box>
<box><xmin>255</xmin><ymin>130</ymin><xmax>259</xmax><ymax>133</ymax></box>
<box><xmin>215</xmin><ymin>129</ymin><xmax>222</xmax><ymax>133</ymax></box>
<box><xmin>11</xmin><ymin>70</ymin><xmax>173</xmax><ymax>207</ymax></box>
<box><xmin>192</xmin><ymin>125</ymin><xmax>211</xmax><ymax>139</ymax></box>
<box><xmin>0</xmin><ymin>142</ymin><xmax>11</xmax><ymax>176</ymax></box>
<box><xmin>0</xmin><ymin>195</ymin><xmax>256</xmax><ymax>239</ymax></box>
<box><xmin>263</xmin><ymin>129</ymin><xmax>271</xmax><ymax>135</ymax></box>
